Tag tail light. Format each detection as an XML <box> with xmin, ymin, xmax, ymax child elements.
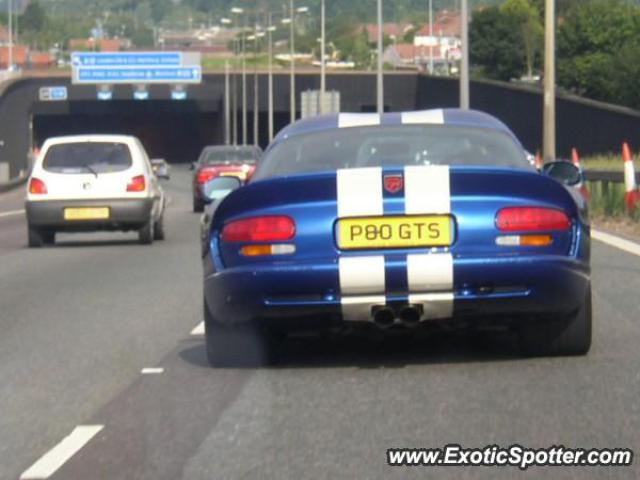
<box><xmin>28</xmin><ymin>177</ymin><xmax>47</xmax><ymax>194</ymax></box>
<box><xmin>222</xmin><ymin>216</ymin><xmax>296</xmax><ymax>242</ymax></box>
<box><xmin>197</xmin><ymin>167</ymin><xmax>218</xmax><ymax>185</ymax></box>
<box><xmin>496</xmin><ymin>207</ymin><xmax>571</xmax><ymax>232</ymax></box>
<box><xmin>126</xmin><ymin>175</ymin><xmax>146</xmax><ymax>192</ymax></box>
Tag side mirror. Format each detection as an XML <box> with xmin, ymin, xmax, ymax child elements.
<box><xmin>202</xmin><ymin>176</ymin><xmax>242</xmax><ymax>204</ymax></box>
<box><xmin>542</xmin><ymin>161</ymin><xmax>582</xmax><ymax>187</ymax></box>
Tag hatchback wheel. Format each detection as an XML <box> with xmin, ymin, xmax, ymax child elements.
<box><xmin>138</xmin><ymin>220</ymin><xmax>154</xmax><ymax>245</ymax></box>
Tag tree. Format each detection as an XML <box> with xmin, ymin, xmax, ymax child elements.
<box><xmin>557</xmin><ymin>0</ymin><xmax>640</xmax><ymax>102</ymax></box>
<box><xmin>500</xmin><ymin>0</ymin><xmax>543</xmax><ymax>78</ymax></box>
<box><xmin>469</xmin><ymin>6</ymin><xmax>526</xmax><ymax>81</ymax></box>
<box><xmin>20</xmin><ymin>0</ymin><xmax>47</xmax><ymax>33</ymax></box>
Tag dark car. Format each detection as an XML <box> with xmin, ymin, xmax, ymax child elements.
<box><xmin>191</xmin><ymin>145</ymin><xmax>262</xmax><ymax>212</ymax></box>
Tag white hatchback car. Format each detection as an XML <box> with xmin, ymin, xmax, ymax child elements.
<box><xmin>25</xmin><ymin>135</ymin><xmax>166</xmax><ymax>247</ymax></box>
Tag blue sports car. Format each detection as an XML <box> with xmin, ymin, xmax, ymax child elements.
<box><xmin>201</xmin><ymin>109</ymin><xmax>591</xmax><ymax>366</ymax></box>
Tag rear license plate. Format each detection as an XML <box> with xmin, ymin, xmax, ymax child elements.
<box><xmin>64</xmin><ymin>207</ymin><xmax>110</xmax><ymax>221</ymax></box>
<box><xmin>337</xmin><ymin>216</ymin><xmax>452</xmax><ymax>250</ymax></box>
<box><xmin>220</xmin><ymin>172</ymin><xmax>247</xmax><ymax>180</ymax></box>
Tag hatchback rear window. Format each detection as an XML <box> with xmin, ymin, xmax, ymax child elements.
<box><xmin>43</xmin><ymin>142</ymin><xmax>133</xmax><ymax>174</ymax></box>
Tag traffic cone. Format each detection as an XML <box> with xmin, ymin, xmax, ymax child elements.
<box><xmin>535</xmin><ymin>151</ymin><xmax>542</xmax><ymax>170</ymax></box>
<box><xmin>571</xmin><ymin>147</ymin><xmax>581</xmax><ymax>167</ymax></box>
<box><xmin>622</xmin><ymin>142</ymin><xmax>639</xmax><ymax>213</ymax></box>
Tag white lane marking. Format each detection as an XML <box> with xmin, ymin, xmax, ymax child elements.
<box><xmin>141</xmin><ymin>367</ymin><xmax>164</xmax><ymax>374</ymax></box>
<box><xmin>0</xmin><ymin>208</ymin><xmax>24</xmax><ymax>218</ymax></box>
<box><xmin>592</xmin><ymin>229</ymin><xmax>640</xmax><ymax>257</ymax></box>
<box><xmin>191</xmin><ymin>321</ymin><xmax>205</xmax><ymax>336</ymax></box>
<box><xmin>338</xmin><ymin>113</ymin><xmax>380</xmax><ymax>128</ymax></box>
<box><xmin>407</xmin><ymin>253</ymin><xmax>453</xmax><ymax>292</ymax></box>
<box><xmin>408</xmin><ymin>292</ymin><xmax>454</xmax><ymax>320</ymax></box>
<box><xmin>401</xmin><ymin>109</ymin><xmax>445</xmax><ymax>125</ymax></box>
<box><xmin>337</xmin><ymin>167</ymin><xmax>383</xmax><ymax>218</ymax></box>
<box><xmin>404</xmin><ymin>165</ymin><xmax>451</xmax><ymax>214</ymax></box>
<box><xmin>339</xmin><ymin>256</ymin><xmax>386</xmax><ymax>295</ymax></box>
<box><xmin>20</xmin><ymin>425</ymin><xmax>103</xmax><ymax>479</ymax></box>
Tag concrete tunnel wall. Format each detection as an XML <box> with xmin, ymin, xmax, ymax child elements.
<box><xmin>2</xmin><ymin>72</ymin><xmax>640</xmax><ymax>178</ymax></box>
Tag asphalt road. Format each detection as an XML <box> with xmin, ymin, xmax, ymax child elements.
<box><xmin>1</xmin><ymin>167</ymin><xmax>639</xmax><ymax>480</ymax></box>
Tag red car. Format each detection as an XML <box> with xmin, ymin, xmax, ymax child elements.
<box><xmin>192</xmin><ymin>145</ymin><xmax>262</xmax><ymax>212</ymax></box>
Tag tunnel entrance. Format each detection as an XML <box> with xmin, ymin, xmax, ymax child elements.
<box><xmin>32</xmin><ymin>101</ymin><xmax>224</xmax><ymax>164</ymax></box>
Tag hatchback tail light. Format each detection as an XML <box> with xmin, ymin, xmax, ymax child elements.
<box><xmin>28</xmin><ymin>177</ymin><xmax>47</xmax><ymax>194</ymax></box>
<box><xmin>496</xmin><ymin>207</ymin><xmax>571</xmax><ymax>232</ymax></box>
<box><xmin>221</xmin><ymin>216</ymin><xmax>296</xmax><ymax>242</ymax></box>
<box><xmin>126</xmin><ymin>175</ymin><xmax>146</xmax><ymax>192</ymax></box>
<box><xmin>197</xmin><ymin>167</ymin><xmax>218</xmax><ymax>185</ymax></box>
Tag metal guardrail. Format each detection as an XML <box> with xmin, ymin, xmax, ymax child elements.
<box><xmin>584</xmin><ymin>170</ymin><xmax>640</xmax><ymax>184</ymax></box>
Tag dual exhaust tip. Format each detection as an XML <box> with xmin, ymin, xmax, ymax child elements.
<box><xmin>372</xmin><ymin>305</ymin><xmax>423</xmax><ymax>328</ymax></box>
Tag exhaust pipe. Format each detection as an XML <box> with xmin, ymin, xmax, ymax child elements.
<box><xmin>372</xmin><ymin>307</ymin><xmax>396</xmax><ymax>328</ymax></box>
<box><xmin>398</xmin><ymin>305</ymin><xmax>422</xmax><ymax>327</ymax></box>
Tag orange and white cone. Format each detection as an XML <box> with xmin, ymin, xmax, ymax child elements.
<box><xmin>623</xmin><ymin>142</ymin><xmax>639</xmax><ymax>213</ymax></box>
<box><xmin>535</xmin><ymin>151</ymin><xmax>542</xmax><ymax>170</ymax></box>
<box><xmin>571</xmin><ymin>147</ymin><xmax>581</xmax><ymax>167</ymax></box>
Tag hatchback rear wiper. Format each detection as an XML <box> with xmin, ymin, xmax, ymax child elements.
<box><xmin>83</xmin><ymin>164</ymin><xmax>99</xmax><ymax>178</ymax></box>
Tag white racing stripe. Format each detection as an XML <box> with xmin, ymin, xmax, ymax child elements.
<box><xmin>401</xmin><ymin>109</ymin><xmax>445</xmax><ymax>125</ymax></box>
<box><xmin>20</xmin><ymin>425</ymin><xmax>103</xmax><ymax>479</ymax></box>
<box><xmin>407</xmin><ymin>253</ymin><xmax>453</xmax><ymax>292</ymax></box>
<box><xmin>404</xmin><ymin>165</ymin><xmax>451</xmax><ymax>214</ymax></box>
<box><xmin>338</xmin><ymin>113</ymin><xmax>380</xmax><ymax>129</ymax></box>
<box><xmin>339</xmin><ymin>256</ymin><xmax>386</xmax><ymax>321</ymax></box>
<box><xmin>408</xmin><ymin>292</ymin><xmax>454</xmax><ymax>320</ymax></box>
<box><xmin>592</xmin><ymin>229</ymin><xmax>640</xmax><ymax>257</ymax></box>
<box><xmin>0</xmin><ymin>208</ymin><xmax>24</xmax><ymax>218</ymax></box>
<box><xmin>336</xmin><ymin>167</ymin><xmax>383</xmax><ymax>218</ymax></box>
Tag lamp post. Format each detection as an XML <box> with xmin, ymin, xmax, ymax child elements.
<box><xmin>267</xmin><ymin>18</ymin><xmax>276</xmax><ymax>141</ymax></box>
<box><xmin>376</xmin><ymin>0</ymin><xmax>384</xmax><ymax>114</ymax></box>
<box><xmin>429</xmin><ymin>0</ymin><xmax>434</xmax><ymax>74</ymax></box>
<box><xmin>460</xmin><ymin>0</ymin><xmax>470</xmax><ymax>109</ymax></box>
<box><xmin>543</xmin><ymin>0</ymin><xmax>556</xmax><ymax>161</ymax></box>
<box><xmin>285</xmin><ymin>3</ymin><xmax>309</xmax><ymax>124</ymax></box>
<box><xmin>231</xmin><ymin>7</ymin><xmax>247</xmax><ymax>145</ymax></box>
<box><xmin>319</xmin><ymin>0</ymin><xmax>326</xmax><ymax>114</ymax></box>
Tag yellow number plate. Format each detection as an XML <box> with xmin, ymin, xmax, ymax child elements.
<box><xmin>337</xmin><ymin>216</ymin><xmax>452</xmax><ymax>250</ymax></box>
<box><xmin>220</xmin><ymin>172</ymin><xmax>247</xmax><ymax>180</ymax></box>
<box><xmin>64</xmin><ymin>207</ymin><xmax>110</xmax><ymax>221</ymax></box>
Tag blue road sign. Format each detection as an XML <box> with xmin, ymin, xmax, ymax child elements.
<box><xmin>39</xmin><ymin>86</ymin><xmax>68</xmax><ymax>101</ymax></box>
<box><xmin>75</xmin><ymin>66</ymin><xmax>202</xmax><ymax>84</ymax></box>
<box><xmin>71</xmin><ymin>52</ymin><xmax>182</xmax><ymax>68</ymax></box>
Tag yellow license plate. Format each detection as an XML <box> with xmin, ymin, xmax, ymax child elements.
<box><xmin>337</xmin><ymin>216</ymin><xmax>452</xmax><ymax>250</ymax></box>
<box><xmin>220</xmin><ymin>172</ymin><xmax>247</xmax><ymax>180</ymax></box>
<box><xmin>64</xmin><ymin>207</ymin><xmax>110</xmax><ymax>221</ymax></box>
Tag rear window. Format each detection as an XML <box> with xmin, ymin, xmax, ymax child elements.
<box><xmin>200</xmin><ymin>148</ymin><xmax>258</xmax><ymax>166</ymax></box>
<box><xmin>43</xmin><ymin>142</ymin><xmax>133</xmax><ymax>174</ymax></box>
<box><xmin>254</xmin><ymin>125</ymin><xmax>531</xmax><ymax>181</ymax></box>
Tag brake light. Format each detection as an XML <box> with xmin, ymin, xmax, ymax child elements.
<box><xmin>126</xmin><ymin>175</ymin><xmax>146</xmax><ymax>192</ymax></box>
<box><xmin>222</xmin><ymin>216</ymin><xmax>296</xmax><ymax>242</ymax></box>
<box><xmin>197</xmin><ymin>167</ymin><xmax>218</xmax><ymax>185</ymax></box>
<box><xmin>496</xmin><ymin>207</ymin><xmax>571</xmax><ymax>232</ymax></box>
<box><xmin>28</xmin><ymin>177</ymin><xmax>47</xmax><ymax>194</ymax></box>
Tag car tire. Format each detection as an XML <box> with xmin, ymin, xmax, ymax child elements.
<box><xmin>153</xmin><ymin>214</ymin><xmax>165</xmax><ymax>241</ymax></box>
<box><xmin>204</xmin><ymin>300</ymin><xmax>276</xmax><ymax>367</ymax></box>
<box><xmin>519</xmin><ymin>286</ymin><xmax>592</xmax><ymax>357</ymax></box>
<box><xmin>138</xmin><ymin>220</ymin><xmax>154</xmax><ymax>245</ymax></box>
<box><xmin>28</xmin><ymin>225</ymin><xmax>45</xmax><ymax>248</ymax></box>
<box><xmin>193</xmin><ymin>197</ymin><xmax>204</xmax><ymax>213</ymax></box>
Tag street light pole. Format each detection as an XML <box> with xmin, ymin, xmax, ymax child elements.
<box><xmin>7</xmin><ymin>0</ymin><xmax>13</xmax><ymax>72</ymax></box>
<box><xmin>225</xmin><ymin>61</ymin><xmax>231</xmax><ymax>145</ymax></box>
<box><xmin>268</xmin><ymin>16</ymin><xmax>275</xmax><ymax>141</ymax></box>
<box><xmin>320</xmin><ymin>0</ymin><xmax>326</xmax><ymax>114</ymax></box>
<box><xmin>460</xmin><ymin>0</ymin><xmax>470</xmax><ymax>109</ymax></box>
<box><xmin>242</xmin><ymin>16</ymin><xmax>248</xmax><ymax>145</ymax></box>
<box><xmin>253</xmin><ymin>27</ymin><xmax>260</xmax><ymax>147</ymax></box>
<box><xmin>429</xmin><ymin>0</ymin><xmax>434</xmax><ymax>74</ymax></box>
<box><xmin>289</xmin><ymin>0</ymin><xmax>296</xmax><ymax>123</ymax></box>
<box><xmin>543</xmin><ymin>0</ymin><xmax>556</xmax><ymax>161</ymax></box>
<box><xmin>376</xmin><ymin>0</ymin><xmax>384</xmax><ymax>114</ymax></box>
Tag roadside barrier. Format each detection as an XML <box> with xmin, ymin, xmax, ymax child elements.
<box><xmin>623</xmin><ymin>143</ymin><xmax>640</xmax><ymax>213</ymax></box>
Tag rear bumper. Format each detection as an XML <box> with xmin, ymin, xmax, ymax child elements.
<box><xmin>25</xmin><ymin>198</ymin><xmax>153</xmax><ymax>231</ymax></box>
<box><xmin>203</xmin><ymin>255</ymin><xmax>590</xmax><ymax>328</ymax></box>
